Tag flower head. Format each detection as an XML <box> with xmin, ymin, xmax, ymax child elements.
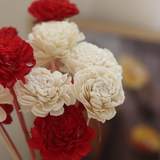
<box><xmin>70</xmin><ymin>66</ymin><xmax>125</xmax><ymax>123</ymax></box>
<box><xmin>15</xmin><ymin>67</ymin><xmax>76</xmax><ymax>117</ymax></box>
<box><xmin>30</xmin><ymin>105</ymin><xmax>95</xmax><ymax>160</ymax></box>
<box><xmin>28</xmin><ymin>0</ymin><xmax>79</xmax><ymax>23</ymax></box>
<box><xmin>61</xmin><ymin>42</ymin><xmax>122</xmax><ymax>80</ymax></box>
<box><xmin>0</xmin><ymin>27</ymin><xmax>36</xmax><ymax>88</ymax></box>
<box><xmin>28</xmin><ymin>21</ymin><xmax>85</xmax><ymax>66</ymax></box>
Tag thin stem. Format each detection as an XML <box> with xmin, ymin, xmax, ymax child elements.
<box><xmin>87</xmin><ymin>118</ymin><xmax>90</xmax><ymax>126</ymax></box>
<box><xmin>10</xmin><ymin>88</ymin><xmax>36</xmax><ymax>160</ymax></box>
<box><xmin>55</xmin><ymin>58</ymin><xmax>59</xmax><ymax>71</ymax></box>
<box><xmin>0</xmin><ymin>125</ymin><xmax>18</xmax><ymax>160</ymax></box>
<box><xmin>0</xmin><ymin>124</ymin><xmax>22</xmax><ymax>160</ymax></box>
<box><xmin>96</xmin><ymin>121</ymin><xmax>102</xmax><ymax>143</ymax></box>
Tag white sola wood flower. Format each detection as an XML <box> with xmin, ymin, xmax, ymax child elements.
<box><xmin>61</xmin><ymin>42</ymin><xmax>122</xmax><ymax>80</ymax></box>
<box><xmin>28</xmin><ymin>21</ymin><xmax>85</xmax><ymax>66</ymax></box>
<box><xmin>14</xmin><ymin>67</ymin><xmax>76</xmax><ymax>117</ymax></box>
<box><xmin>70</xmin><ymin>66</ymin><xmax>125</xmax><ymax>123</ymax></box>
<box><xmin>0</xmin><ymin>85</ymin><xmax>13</xmax><ymax>122</ymax></box>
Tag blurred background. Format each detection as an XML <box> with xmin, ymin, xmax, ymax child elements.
<box><xmin>1</xmin><ymin>0</ymin><xmax>160</xmax><ymax>159</ymax></box>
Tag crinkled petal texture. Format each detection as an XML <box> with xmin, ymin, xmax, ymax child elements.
<box><xmin>0</xmin><ymin>104</ymin><xmax>13</xmax><ymax>124</ymax></box>
<box><xmin>14</xmin><ymin>67</ymin><xmax>76</xmax><ymax>117</ymax></box>
<box><xmin>61</xmin><ymin>42</ymin><xmax>123</xmax><ymax>80</ymax></box>
<box><xmin>30</xmin><ymin>105</ymin><xmax>95</xmax><ymax>160</ymax></box>
<box><xmin>28</xmin><ymin>21</ymin><xmax>85</xmax><ymax>66</ymax></box>
<box><xmin>0</xmin><ymin>28</ymin><xmax>36</xmax><ymax>88</ymax></box>
<box><xmin>0</xmin><ymin>27</ymin><xmax>18</xmax><ymax>35</ymax></box>
<box><xmin>70</xmin><ymin>66</ymin><xmax>125</xmax><ymax>123</ymax></box>
<box><xmin>28</xmin><ymin>0</ymin><xmax>79</xmax><ymax>23</ymax></box>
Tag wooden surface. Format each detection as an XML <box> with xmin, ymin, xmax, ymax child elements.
<box><xmin>72</xmin><ymin>19</ymin><xmax>160</xmax><ymax>44</ymax></box>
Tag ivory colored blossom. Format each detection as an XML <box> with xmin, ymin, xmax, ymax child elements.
<box><xmin>0</xmin><ymin>85</ymin><xmax>13</xmax><ymax>122</ymax></box>
<box><xmin>28</xmin><ymin>21</ymin><xmax>85</xmax><ymax>66</ymax></box>
<box><xmin>70</xmin><ymin>66</ymin><xmax>125</xmax><ymax>123</ymax></box>
<box><xmin>61</xmin><ymin>42</ymin><xmax>122</xmax><ymax>80</ymax></box>
<box><xmin>14</xmin><ymin>67</ymin><xmax>76</xmax><ymax>117</ymax></box>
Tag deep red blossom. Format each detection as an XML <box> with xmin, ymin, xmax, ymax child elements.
<box><xmin>0</xmin><ymin>27</ymin><xmax>36</xmax><ymax>88</ymax></box>
<box><xmin>0</xmin><ymin>104</ymin><xmax>13</xmax><ymax>124</ymax></box>
<box><xmin>0</xmin><ymin>27</ymin><xmax>18</xmax><ymax>36</ymax></box>
<box><xmin>28</xmin><ymin>0</ymin><xmax>79</xmax><ymax>23</ymax></box>
<box><xmin>30</xmin><ymin>105</ymin><xmax>95</xmax><ymax>160</ymax></box>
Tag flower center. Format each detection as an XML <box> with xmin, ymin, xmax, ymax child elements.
<box><xmin>93</xmin><ymin>80</ymin><xmax>110</xmax><ymax>97</ymax></box>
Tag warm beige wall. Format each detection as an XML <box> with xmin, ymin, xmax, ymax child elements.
<box><xmin>1</xmin><ymin>0</ymin><xmax>160</xmax><ymax>39</ymax></box>
<box><xmin>70</xmin><ymin>0</ymin><xmax>160</xmax><ymax>32</ymax></box>
<box><xmin>0</xmin><ymin>0</ymin><xmax>34</xmax><ymax>39</ymax></box>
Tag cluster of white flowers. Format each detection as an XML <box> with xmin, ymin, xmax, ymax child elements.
<box><xmin>0</xmin><ymin>85</ymin><xmax>13</xmax><ymax>122</ymax></box>
<box><xmin>14</xmin><ymin>20</ymin><xmax>125</xmax><ymax>123</ymax></box>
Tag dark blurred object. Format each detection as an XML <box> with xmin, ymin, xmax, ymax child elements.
<box><xmin>81</xmin><ymin>29</ymin><xmax>160</xmax><ymax>160</ymax></box>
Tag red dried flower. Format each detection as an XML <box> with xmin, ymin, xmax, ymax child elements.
<box><xmin>0</xmin><ymin>104</ymin><xmax>13</xmax><ymax>125</ymax></box>
<box><xmin>0</xmin><ymin>27</ymin><xmax>18</xmax><ymax>36</ymax></box>
<box><xmin>28</xmin><ymin>0</ymin><xmax>79</xmax><ymax>23</ymax></box>
<box><xmin>30</xmin><ymin>105</ymin><xmax>95</xmax><ymax>160</ymax></box>
<box><xmin>0</xmin><ymin>27</ymin><xmax>36</xmax><ymax>88</ymax></box>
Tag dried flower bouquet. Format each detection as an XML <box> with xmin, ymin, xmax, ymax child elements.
<box><xmin>0</xmin><ymin>0</ymin><xmax>125</xmax><ymax>159</ymax></box>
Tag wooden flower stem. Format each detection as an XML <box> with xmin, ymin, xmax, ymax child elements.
<box><xmin>0</xmin><ymin>124</ymin><xmax>19</xmax><ymax>160</ymax></box>
<box><xmin>55</xmin><ymin>58</ymin><xmax>60</xmax><ymax>71</ymax></box>
<box><xmin>10</xmin><ymin>88</ymin><xmax>36</xmax><ymax>160</ymax></box>
<box><xmin>87</xmin><ymin>118</ymin><xmax>90</xmax><ymax>126</ymax></box>
<box><xmin>0</xmin><ymin>124</ymin><xmax>22</xmax><ymax>160</ymax></box>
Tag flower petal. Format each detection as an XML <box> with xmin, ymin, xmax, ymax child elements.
<box><xmin>42</xmin><ymin>103</ymin><xmax>56</xmax><ymax>112</ymax></box>
<box><xmin>50</xmin><ymin>107</ymin><xmax>64</xmax><ymax>116</ymax></box>
<box><xmin>0</xmin><ymin>107</ymin><xmax>7</xmax><ymax>122</ymax></box>
<box><xmin>32</xmin><ymin>108</ymin><xmax>48</xmax><ymax>117</ymax></box>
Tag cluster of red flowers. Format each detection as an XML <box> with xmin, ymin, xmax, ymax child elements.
<box><xmin>0</xmin><ymin>1</ymin><xmax>96</xmax><ymax>160</ymax></box>
<box><xmin>28</xmin><ymin>0</ymin><xmax>79</xmax><ymax>23</ymax></box>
